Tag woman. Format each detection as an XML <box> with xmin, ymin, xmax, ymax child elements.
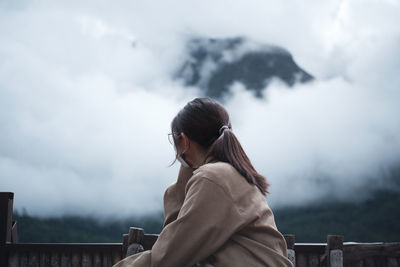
<box><xmin>113</xmin><ymin>97</ymin><xmax>293</xmax><ymax>267</ymax></box>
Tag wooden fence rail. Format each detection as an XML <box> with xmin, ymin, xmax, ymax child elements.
<box><xmin>1</xmin><ymin>192</ymin><xmax>400</xmax><ymax>267</ymax></box>
<box><xmin>2</xmin><ymin>243</ymin><xmax>122</xmax><ymax>267</ymax></box>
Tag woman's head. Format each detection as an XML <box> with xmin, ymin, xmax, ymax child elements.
<box><xmin>170</xmin><ymin>97</ymin><xmax>269</xmax><ymax>195</ymax></box>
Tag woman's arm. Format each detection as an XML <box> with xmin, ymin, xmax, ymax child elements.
<box><xmin>113</xmin><ymin>172</ymin><xmax>248</xmax><ymax>267</ymax></box>
<box><xmin>163</xmin><ymin>164</ymin><xmax>193</xmax><ymax>228</ymax></box>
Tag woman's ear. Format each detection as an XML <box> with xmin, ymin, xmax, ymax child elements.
<box><xmin>180</xmin><ymin>132</ymin><xmax>190</xmax><ymax>150</ymax></box>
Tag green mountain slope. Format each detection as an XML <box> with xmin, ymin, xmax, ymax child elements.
<box><xmin>274</xmin><ymin>189</ymin><xmax>400</xmax><ymax>242</ymax></box>
<box><xmin>13</xmin><ymin>211</ymin><xmax>164</xmax><ymax>243</ymax></box>
<box><xmin>13</xmin><ymin>189</ymin><xmax>400</xmax><ymax>243</ymax></box>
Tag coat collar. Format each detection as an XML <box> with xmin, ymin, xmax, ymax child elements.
<box><xmin>177</xmin><ymin>155</ymin><xmax>217</xmax><ymax>185</ymax></box>
<box><xmin>203</xmin><ymin>154</ymin><xmax>218</xmax><ymax>165</ymax></box>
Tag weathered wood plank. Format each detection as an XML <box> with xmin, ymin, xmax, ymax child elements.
<box><xmin>5</xmin><ymin>243</ymin><xmax>122</xmax><ymax>252</ymax></box>
<box><xmin>364</xmin><ymin>258</ymin><xmax>375</xmax><ymax>267</ymax></box>
<box><xmin>375</xmin><ymin>256</ymin><xmax>387</xmax><ymax>267</ymax></box>
<box><xmin>102</xmin><ymin>253</ymin><xmax>111</xmax><ymax>267</ymax></box>
<box><xmin>50</xmin><ymin>252</ymin><xmax>59</xmax><ymax>267</ymax></box>
<box><xmin>297</xmin><ymin>253</ymin><xmax>307</xmax><ymax>267</ymax></box>
<box><xmin>388</xmin><ymin>257</ymin><xmax>398</xmax><ymax>267</ymax></box>
<box><xmin>343</xmin><ymin>243</ymin><xmax>400</xmax><ymax>266</ymax></box>
<box><xmin>82</xmin><ymin>252</ymin><xmax>92</xmax><ymax>267</ymax></box>
<box><xmin>93</xmin><ymin>252</ymin><xmax>101</xmax><ymax>267</ymax></box>
<box><xmin>29</xmin><ymin>252</ymin><xmax>40</xmax><ymax>267</ymax></box>
<box><xmin>71</xmin><ymin>252</ymin><xmax>80</xmax><ymax>267</ymax></box>
<box><xmin>60</xmin><ymin>252</ymin><xmax>71</xmax><ymax>267</ymax></box>
<box><xmin>39</xmin><ymin>252</ymin><xmax>50</xmax><ymax>267</ymax></box>
<box><xmin>330</xmin><ymin>249</ymin><xmax>343</xmax><ymax>267</ymax></box>
<box><xmin>309</xmin><ymin>254</ymin><xmax>319</xmax><ymax>267</ymax></box>
<box><xmin>112</xmin><ymin>250</ymin><xmax>121</xmax><ymax>265</ymax></box>
<box><xmin>20</xmin><ymin>251</ymin><xmax>28</xmax><ymax>267</ymax></box>
<box><xmin>8</xmin><ymin>251</ymin><xmax>19</xmax><ymax>267</ymax></box>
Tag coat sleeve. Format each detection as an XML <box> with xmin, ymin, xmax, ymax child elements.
<box><xmin>163</xmin><ymin>164</ymin><xmax>193</xmax><ymax>228</ymax></box>
<box><xmin>114</xmin><ymin>172</ymin><xmax>248</xmax><ymax>267</ymax></box>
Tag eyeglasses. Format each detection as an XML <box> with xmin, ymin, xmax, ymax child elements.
<box><xmin>168</xmin><ymin>133</ymin><xmax>174</xmax><ymax>145</ymax></box>
<box><xmin>168</xmin><ymin>132</ymin><xmax>180</xmax><ymax>145</ymax></box>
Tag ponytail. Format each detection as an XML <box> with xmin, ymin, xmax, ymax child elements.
<box><xmin>205</xmin><ymin>128</ymin><xmax>269</xmax><ymax>195</ymax></box>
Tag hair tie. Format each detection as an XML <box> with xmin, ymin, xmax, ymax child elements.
<box><xmin>219</xmin><ymin>125</ymin><xmax>231</xmax><ymax>135</ymax></box>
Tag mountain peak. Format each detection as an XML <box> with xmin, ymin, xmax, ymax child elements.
<box><xmin>175</xmin><ymin>37</ymin><xmax>314</xmax><ymax>99</ymax></box>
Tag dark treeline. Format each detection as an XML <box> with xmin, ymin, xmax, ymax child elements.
<box><xmin>275</xmin><ymin>189</ymin><xmax>400</xmax><ymax>242</ymax></box>
<box><xmin>13</xmin><ymin>188</ymin><xmax>400</xmax><ymax>243</ymax></box>
<box><xmin>13</xmin><ymin>211</ymin><xmax>164</xmax><ymax>243</ymax></box>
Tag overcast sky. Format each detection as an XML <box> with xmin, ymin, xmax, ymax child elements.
<box><xmin>0</xmin><ymin>0</ymin><xmax>399</xmax><ymax>218</ymax></box>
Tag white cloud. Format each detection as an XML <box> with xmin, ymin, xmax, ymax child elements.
<box><xmin>0</xmin><ymin>0</ymin><xmax>399</xmax><ymax>217</ymax></box>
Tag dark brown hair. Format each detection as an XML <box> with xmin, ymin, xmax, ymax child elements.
<box><xmin>170</xmin><ymin>97</ymin><xmax>269</xmax><ymax>195</ymax></box>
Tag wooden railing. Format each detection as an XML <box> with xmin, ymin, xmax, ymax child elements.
<box><xmin>2</xmin><ymin>243</ymin><xmax>122</xmax><ymax>267</ymax></box>
<box><xmin>1</xmin><ymin>192</ymin><xmax>400</xmax><ymax>267</ymax></box>
<box><xmin>0</xmin><ymin>192</ymin><xmax>122</xmax><ymax>267</ymax></box>
<box><xmin>121</xmin><ymin>228</ymin><xmax>400</xmax><ymax>267</ymax></box>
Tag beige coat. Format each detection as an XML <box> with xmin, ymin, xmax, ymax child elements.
<box><xmin>113</xmin><ymin>158</ymin><xmax>293</xmax><ymax>267</ymax></box>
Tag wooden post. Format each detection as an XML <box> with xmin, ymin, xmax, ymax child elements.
<box><xmin>142</xmin><ymin>234</ymin><xmax>159</xmax><ymax>250</ymax></box>
<box><xmin>0</xmin><ymin>192</ymin><xmax>14</xmax><ymax>243</ymax></box>
<box><xmin>327</xmin><ymin>235</ymin><xmax>344</xmax><ymax>267</ymax></box>
<box><xmin>1</xmin><ymin>192</ymin><xmax>14</xmax><ymax>267</ymax></box>
<box><xmin>126</xmin><ymin>227</ymin><xmax>144</xmax><ymax>257</ymax></box>
<box><xmin>122</xmin><ymin>234</ymin><xmax>129</xmax><ymax>258</ymax></box>
<box><xmin>128</xmin><ymin>227</ymin><xmax>144</xmax><ymax>245</ymax></box>
<box><xmin>284</xmin><ymin>234</ymin><xmax>296</xmax><ymax>266</ymax></box>
<box><xmin>11</xmin><ymin>221</ymin><xmax>18</xmax><ymax>243</ymax></box>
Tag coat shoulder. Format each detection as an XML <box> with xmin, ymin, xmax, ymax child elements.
<box><xmin>191</xmin><ymin>161</ymin><xmax>246</xmax><ymax>191</ymax></box>
<box><xmin>190</xmin><ymin>161</ymin><xmax>268</xmax><ymax>219</ymax></box>
<box><xmin>193</xmin><ymin>161</ymin><xmax>234</xmax><ymax>178</ymax></box>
